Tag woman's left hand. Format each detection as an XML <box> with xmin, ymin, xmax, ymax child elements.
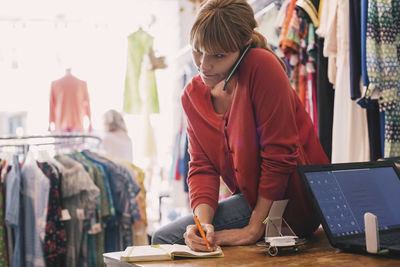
<box><xmin>214</xmin><ymin>222</ymin><xmax>265</xmax><ymax>246</ymax></box>
<box><xmin>214</xmin><ymin>196</ymin><xmax>271</xmax><ymax>246</ymax></box>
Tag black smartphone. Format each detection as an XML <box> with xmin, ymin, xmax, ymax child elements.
<box><xmin>222</xmin><ymin>43</ymin><xmax>251</xmax><ymax>91</ymax></box>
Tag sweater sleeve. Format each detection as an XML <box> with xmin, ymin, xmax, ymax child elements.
<box><xmin>182</xmin><ymin>85</ymin><xmax>220</xmax><ymax>212</ymax></box>
<box><xmin>249</xmin><ymin>50</ymin><xmax>300</xmax><ymax>200</ymax></box>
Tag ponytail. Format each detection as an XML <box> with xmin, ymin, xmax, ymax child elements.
<box><xmin>252</xmin><ymin>30</ymin><xmax>286</xmax><ymax>71</ymax></box>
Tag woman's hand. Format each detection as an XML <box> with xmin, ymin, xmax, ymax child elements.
<box><xmin>214</xmin><ymin>196</ymin><xmax>272</xmax><ymax>246</ymax></box>
<box><xmin>214</xmin><ymin>222</ymin><xmax>265</xmax><ymax>246</ymax></box>
<box><xmin>184</xmin><ymin>223</ymin><xmax>217</xmax><ymax>252</ymax></box>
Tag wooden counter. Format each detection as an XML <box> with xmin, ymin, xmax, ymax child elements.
<box><xmin>104</xmin><ymin>228</ymin><xmax>400</xmax><ymax>267</ymax></box>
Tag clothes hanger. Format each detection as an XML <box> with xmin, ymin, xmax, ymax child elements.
<box><xmin>65</xmin><ymin>67</ymin><xmax>72</xmax><ymax>75</ymax></box>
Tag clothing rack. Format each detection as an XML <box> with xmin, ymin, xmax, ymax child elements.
<box><xmin>0</xmin><ymin>134</ymin><xmax>102</xmax><ymax>155</ymax></box>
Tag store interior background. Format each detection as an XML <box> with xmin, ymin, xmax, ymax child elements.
<box><xmin>0</xmin><ymin>0</ymin><xmax>205</xmax><ymax>233</ymax></box>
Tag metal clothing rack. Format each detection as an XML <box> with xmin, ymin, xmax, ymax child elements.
<box><xmin>0</xmin><ymin>134</ymin><xmax>102</xmax><ymax>155</ymax></box>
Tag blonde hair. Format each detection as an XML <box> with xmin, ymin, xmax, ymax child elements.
<box><xmin>103</xmin><ymin>109</ymin><xmax>127</xmax><ymax>133</ymax></box>
<box><xmin>190</xmin><ymin>0</ymin><xmax>286</xmax><ymax>70</ymax></box>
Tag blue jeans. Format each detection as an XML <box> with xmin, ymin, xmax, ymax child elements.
<box><xmin>151</xmin><ymin>193</ymin><xmax>252</xmax><ymax>245</ymax></box>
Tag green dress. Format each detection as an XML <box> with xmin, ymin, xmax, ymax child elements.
<box><xmin>123</xmin><ymin>28</ymin><xmax>160</xmax><ymax>114</ymax></box>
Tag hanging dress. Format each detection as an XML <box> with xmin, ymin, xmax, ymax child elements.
<box><xmin>328</xmin><ymin>0</ymin><xmax>370</xmax><ymax>163</ymax></box>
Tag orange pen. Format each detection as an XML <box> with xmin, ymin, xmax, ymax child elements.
<box><xmin>193</xmin><ymin>215</ymin><xmax>211</xmax><ymax>249</ymax></box>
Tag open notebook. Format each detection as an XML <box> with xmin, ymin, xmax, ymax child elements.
<box><xmin>120</xmin><ymin>244</ymin><xmax>224</xmax><ymax>262</ymax></box>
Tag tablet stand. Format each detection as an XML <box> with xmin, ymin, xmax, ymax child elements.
<box><xmin>264</xmin><ymin>199</ymin><xmax>296</xmax><ymax>238</ymax></box>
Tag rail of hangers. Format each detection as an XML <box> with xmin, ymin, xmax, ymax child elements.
<box><xmin>0</xmin><ymin>134</ymin><xmax>102</xmax><ymax>154</ymax></box>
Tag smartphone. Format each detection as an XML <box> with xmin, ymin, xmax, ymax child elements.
<box><xmin>222</xmin><ymin>43</ymin><xmax>252</xmax><ymax>91</ymax></box>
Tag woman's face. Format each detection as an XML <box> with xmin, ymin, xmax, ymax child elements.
<box><xmin>192</xmin><ymin>47</ymin><xmax>239</xmax><ymax>89</ymax></box>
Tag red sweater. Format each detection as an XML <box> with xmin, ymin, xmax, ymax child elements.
<box><xmin>181</xmin><ymin>48</ymin><xmax>329</xmax><ymax>237</ymax></box>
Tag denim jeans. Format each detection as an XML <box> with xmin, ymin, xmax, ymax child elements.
<box><xmin>151</xmin><ymin>193</ymin><xmax>251</xmax><ymax>245</ymax></box>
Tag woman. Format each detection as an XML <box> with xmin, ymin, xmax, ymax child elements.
<box><xmin>152</xmin><ymin>0</ymin><xmax>328</xmax><ymax>251</ymax></box>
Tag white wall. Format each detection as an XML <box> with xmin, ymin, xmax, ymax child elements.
<box><xmin>0</xmin><ymin>0</ymin><xmax>182</xmax><ymax>171</ymax></box>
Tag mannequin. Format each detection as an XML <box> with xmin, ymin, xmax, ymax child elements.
<box><xmin>100</xmin><ymin>109</ymin><xmax>133</xmax><ymax>162</ymax></box>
